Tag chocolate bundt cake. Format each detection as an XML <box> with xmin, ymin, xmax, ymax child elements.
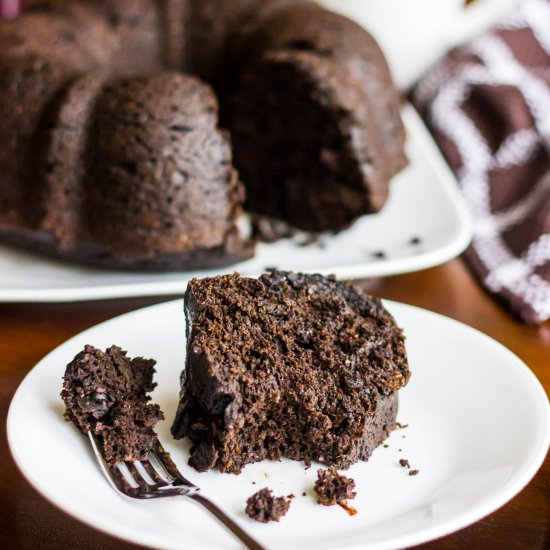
<box><xmin>0</xmin><ymin>0</ymin><xmax>406</xmax><ymax>269</ymax></box>
<box><xmin>172</xmin><ymin>271</ymin><xmax>410</xmax><ymax>474</ymax></box>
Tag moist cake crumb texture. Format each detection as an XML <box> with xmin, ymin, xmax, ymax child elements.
<box><xmin>171</xmin><ymin>270</ymin><xmax>409</xmax><ymax>474</ymax></box>
<box><xmin>61</xmin><ymin>345</ymin><xmax>163</xmax><ymax>463</ymax></box>
<box><xmin>245</xmin><ymin>488</ymin><xmax>292</xmax><ymax>522</ymax></box>
<box><xmin>314</xmin><ymin>466</ymin><xmax>356</xmax><ymax>506</ymax></box>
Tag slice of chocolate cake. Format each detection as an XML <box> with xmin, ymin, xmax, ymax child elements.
<box><xmin>61</xmin><ymin>345</ymin><xmax>164</xmax><ymax>463</ymax></box>
<box><xmin>172</xmin><ymin>271</ymin><xmax>409</xmax><ymax>474</ymax></box>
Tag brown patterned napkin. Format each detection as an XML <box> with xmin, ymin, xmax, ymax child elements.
<box><xmin>413</xmin><ymin>0</ymin><xmax>550</xmax><ymax>324</ymax></box>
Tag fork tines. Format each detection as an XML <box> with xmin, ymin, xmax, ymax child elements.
<box><xmin>88</xmin><ymin>432</ymin><xmax>199</xmax><ymax>500</ymax></box>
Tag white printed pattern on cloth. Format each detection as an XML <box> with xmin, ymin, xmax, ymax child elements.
<box><xmin>418</xmin><ymin>0</ymin><xmax>550</xmax><ymax>321</ymax></box>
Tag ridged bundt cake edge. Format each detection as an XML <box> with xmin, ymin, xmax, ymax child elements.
<box><xmin>0</xmin><ymin>0</ymin><xmax>407</xmax><ymax>270</ymax></box>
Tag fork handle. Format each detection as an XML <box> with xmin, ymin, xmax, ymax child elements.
<box><xmin>190</xmin><ymin>492</ymin><xmax>266</xmax><ymax>550</ymax></box>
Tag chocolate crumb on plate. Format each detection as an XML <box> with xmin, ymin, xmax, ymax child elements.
<box><xmin>314</xmin><ymin>466</ymin><xmax>356</xmax><ymax>507</ymax></box>
<box><xmin>245</xmin><ymin>488</ymin><xmax>292</xmax><ymax>523</ymax></box>
<box><xmin>409</xmin><ymin>469</ymin><xmax>420</xmax><ymax>476</ymax></box>
<box><xmin>302</xmin><ymin>492</ymin><xmax>307</xmax><ymax>497</ymax></box>
<box><xmin>296</xmin><ymin>233</ymin><xmax>323</xmax><ymax>247</ymax></box>
<box><xmin>371</xmin><ymin>250</ymin><xmax>386</xmax><ymax>259</ymax></box>
<box><xmin>251</xmin><ymin>215</ymin><xmax>297</xmax><ymax>243</ymax></box>
<box><xmin>399</xmin><ymin>459</ymin><xmax>410</xmax><ymax>468</ymax></box>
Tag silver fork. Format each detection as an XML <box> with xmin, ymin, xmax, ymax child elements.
<box><xmin>88</xmin><ymin>433</ymin><xmax>265</xmax><ymax>550</ymax></box>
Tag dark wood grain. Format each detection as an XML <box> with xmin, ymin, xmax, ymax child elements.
<box><xmin>1</xmin><ymin>258</ymin><xmax>548</xmax><ymax>549</ymax></box>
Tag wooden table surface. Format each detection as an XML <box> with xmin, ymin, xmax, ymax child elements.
<box><xmin>0</xmin><ymin>258</ymin><xmax>548</xmax><ymax>549</ymax></box>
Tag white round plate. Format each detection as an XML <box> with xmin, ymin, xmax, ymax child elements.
<box><xmin>7</xmin><ymin>300</ymin><xmax>549</xmax><ymax>550</ymax></box>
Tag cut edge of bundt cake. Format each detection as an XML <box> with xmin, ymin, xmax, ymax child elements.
<box><xmin>224</xmin><ymin>1</ymin><xmax>408</xmax><ymax>232</ymax></box>
<box><xmin>172</xmin><ymin>271</ymin><xmax>409</xmax><ymax>474</ymax></box>
<box><xmin>229</xmin><ymin>49</ymin><xmax>385</xmax><ymax>232</ymax></box>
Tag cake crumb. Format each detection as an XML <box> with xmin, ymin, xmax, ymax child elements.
<box><xmin>314</xmin><ymin>466</ymin><xmax>356</xmax><ymax>508</ymax></box>
<box><xmin>383</xmin><ymin>444</ymin><xmax>389</xmax><ymax>448</ymax></box>
<box><xmin>251</xmin><ymin>215</ymin><xmax>296</xmax><ymax>243</ymax></box>
<box><xmin>394</xmin><ymin>422</ymin><xmax>408</xmax><ymax>430</ymax></box>
<box><xmin>296</xmin><ymin>233</ymin><xmax>319</xmax><ymax>247</ymax></box>
<box><xmin>302</xmin><ymin>492</ymin><xmax>307</xmax><ymax>497</ymax></box>
<box><xmin>399</xmin><ymin>459</ymin><xmax>410</xmax><ymax>469</ymax></box>
<box><xmin>371</xmin><ymin>250</ymin><xmax>386</xmax><ymax>259</ymax></box>
<box><xmin>245</xmin><ymin>488</ymin><xmax>291</xmax><ymax>523</ymax></box>
<box><xmin>409</xmin><ymin>469</ymin><xmax>420</xmax><ymax>477</ymax></box>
